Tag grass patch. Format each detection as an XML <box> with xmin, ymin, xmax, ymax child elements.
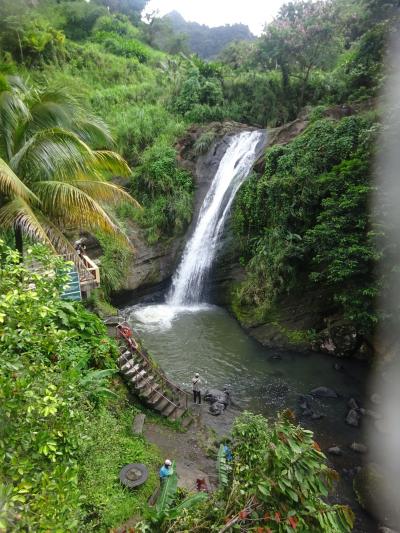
<box><xmin>78</xmin><ymin>382</ymin><xmax>162</xmax><ymax>531</ymax></box>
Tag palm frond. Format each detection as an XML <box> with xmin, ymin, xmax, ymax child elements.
<box><xmin>10</xmin><ymin>128</ymin><xmax>97</xmax><ymax>182</ymax></box>
<box><xmin>0</xmin><ymin>198</ymin><xmax>55</xmax><ymax>251</ymax></box>
<box><xmin>75</xmin><ymin>180</ymin><xmax>141</xmax><ymax>208</ymax></box>
<box><xmin>0</xmin><ymin>158</ymin><xmax>40</xmax><ymax>204</ymax></box>
<box><xmin>74</xmin><ymin>116</ymin><xmax>114</xmax><ymax>149</ymax></box>
<box><xmin>34</xmin><ymin>215</ymin><xmax>78</xmax><ymax>256</ymax></box>
<box><xmin>172</xmin><ymin>492</ymin><xmax>208</xmax><ymax>514</ymax></box>
<box><xmin>0</xmin><ymin>90</ymin><xmax>30</xmax><ymax>158</ymax></box>
<box><xmin>92</xmin><ymin>150</ymin><xmax>131</xmax><ymax>177</ymax></box>
<box><xmin>32</xmin><ymin>180</ymin><xmax>128</xmax><ymax>240</ymax></box>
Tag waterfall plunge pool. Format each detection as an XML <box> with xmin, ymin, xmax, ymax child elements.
<box><xmin>123</xmin><ymin>301</ymin><xmax>375</xmax><ymax>532</ymax></box>
<box><xmin>125</xmin><ymin>302</ymin><xmax>369</xmax><ymax>444</ymax></box>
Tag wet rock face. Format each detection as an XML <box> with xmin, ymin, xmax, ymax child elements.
<box><xmin>113</xmin><ymin>122</ymin><xmax>265</xmax><ymax>299</ymax></box>
<box><xmin>318</xmin><ymin>318</ymin><xmax>360</xmax><ymax>358</ymax></box>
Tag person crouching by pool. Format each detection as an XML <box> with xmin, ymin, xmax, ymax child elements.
<box><xmin>159</xmin><ymin>459</ymin><xmax>173</xmax><ymax>482</ymax></box>
<box><xmin>192</xmin><ymin>372</ymin><xmax>202</xmax><ymax>404</ymax></box>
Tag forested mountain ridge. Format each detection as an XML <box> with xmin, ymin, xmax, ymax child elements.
<box><xmin>165</xmin><ymin>10</ymin><xmax>255</xmax><ymax>59</ymax></box>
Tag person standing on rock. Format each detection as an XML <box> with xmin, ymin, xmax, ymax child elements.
<box><xmin>192</xmin><ymin>372</ymin><xmax>202</xmax><ymax>404</ymax></box>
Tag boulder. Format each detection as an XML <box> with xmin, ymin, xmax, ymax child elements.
<box><xmin>378</xmin><ymin>527</ymin><xmax>400</xmax><ymax>533</ymax></box>
<box><xmin>319</xmin><ymin>318</ymin><xmax>359</xmax><ymax>357</ymax></box>
<box><xmin>346</xmin><ymin>409</ymin><xmax>361</xmax><ymax>427</ymax></box>
<box><xmin>354</xmin><ymin>341</ymin><xmax>373</xmax><ymax>360</ymax></box>
<box><xmin>310</xmin><ymin>386</ymin><xmax>338</xmax><ymax>398</ymax></box>
<box><xmin>204</xmin><ymin>389</ymin><xmax>230</xmax><ymax>407</ymax></box>
<box><xmin>311</xmin><ymin>412</ymin><xmax>324</xmax><ymax>420</ymax></box>
<box><xmin>132</xmin><ymin>413</ymin><xmax>146</xmax><ymax>435</ymax></box>
<box><xmin>328</xmin><ymin>446</ymin><xmax>342</xmax><ymax>456</ymax></box>
<box><xmin>350</xmin><ymin>442</ymin><xmax>368</xmax><ymax>454</ymax></box>
<box><xmin>348</xmin><ymin>397</ymin><xmax>360</xmax><ymax>410</ymax></box>
<box><xmin>209</xmin><ymin>401</ymin><xmax>226</xmax><ymax>416</ymax></box>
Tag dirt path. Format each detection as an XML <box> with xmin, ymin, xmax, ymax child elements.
<box><xmin>144</xmin><ymin>404</ymin><xmax>238</xmax><ymax>492</ymax></box>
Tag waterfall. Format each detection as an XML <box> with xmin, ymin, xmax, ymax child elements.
<box><xmin>167</xmin><ymin>130</ymin><xmax>264</xmax><ymax>306</ymax></box>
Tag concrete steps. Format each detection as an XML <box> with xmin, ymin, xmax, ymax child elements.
<box><xmin>117</xmin><ymin>343</ymin><xmax>190</xmax><ymax>422</ymax></box>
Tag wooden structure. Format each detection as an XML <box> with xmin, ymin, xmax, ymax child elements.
<box><xmin>114</xmin><ymin>321</ymin><xmax>192</xmax><ymax>423</ymax></box>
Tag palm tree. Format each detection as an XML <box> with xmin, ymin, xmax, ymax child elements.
<box><xmin>0</xmin><ymin>74</ymin><xmax>138</xmax><ymax>256</ymax></box>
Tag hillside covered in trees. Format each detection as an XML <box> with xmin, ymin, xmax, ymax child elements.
<box><xmin>165</xmin><ymin>10</ymin><xmax>255</xmax><ymax>59</ymax></box>
<box><xmin>1</xmin><ymin>0</ymin><xmax>399</xmax><ymax>530</ymax></box>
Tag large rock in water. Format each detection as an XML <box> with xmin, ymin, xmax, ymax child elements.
<box><xmin>204</xmin><ymin>389</ymin><xmax>230</xmax><ymax>407</ymax></box>
<box><xmin>346</xmin><ymin>409</ymin><xmax>361</xmax><ymax>427</ymax></box>
<box><xmin>209</xmin><ymin>401</ymin><xmax>226</xmax><ymax>416</ymax></box>
<box><xmin>310</xmin><ymin>386</ymin><xmax>338</xmax><ymax>398</ymax></box>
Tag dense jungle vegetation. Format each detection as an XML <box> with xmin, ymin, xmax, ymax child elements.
<box><xmin>0</xmin><ymin>0</ymin><xmax>399</xmax><ymax>530</ymax></box>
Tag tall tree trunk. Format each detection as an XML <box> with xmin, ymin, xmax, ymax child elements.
<box><xmin>15</xmin><ymin>227</ymin><xmax>23</xmax><ymax>261</ymax></box>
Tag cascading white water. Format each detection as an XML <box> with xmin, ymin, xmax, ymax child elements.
<box><xmin>167</xmin><ymin>130</ymin><xmax>264</xmax><ymax>306</ymax></box>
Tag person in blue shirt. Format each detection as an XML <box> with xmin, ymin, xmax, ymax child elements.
<box><xmin>159</xmin><ymin>459</ymin><xmax>173</xmax><ymax>481</ymax></box>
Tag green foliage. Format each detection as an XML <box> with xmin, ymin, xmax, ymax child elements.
<box><xmin>95</xmin><ymin>232</ymin><xmax>133</xmax><ymax>295</ymax></box>
<box><xmin>93</xmin><ymin>0</ymin><xmax>148</xmax><ymax>23</ymax></box>
<box><xmin>336</xmin><ymin>23</ymin><xmax>388</xmax><ymax>101</ymax></box>
<box><xmin>0</xmin><ymin>15</ymin><xmax>65</xmax><ymax>65</ymax></box>
<box><xmin>165</xmin><ymin>411</ymin><xmax>354</xmax><ymax>532</ymax></box>
<box><xmin>57</xmin><ymin>1</ymin><xmax>107</xmax><ymax>41</ymax></box>
<box><xmin>304</xmin><ymin>158</ymin><xmax>378</xmax><ymax>332</ymax></box>
<box><xmin>170</xmin><ymin>62</ymin><xmax>224</xmax><ymax>119</ymax></box>
<box><xmin>233</xmin><ymin>114</ymin><xmax>379</xmax><ymax>333</ymax></box>
<box><xmin>112</xmin><ymin>104</ymin><xmax>185</xmax><ymax>166</ymax></box>
<box><xmin>93</xmin><ymin>31</ymin><xmax>151</xmax><ymax>62</ymax></box>
<box><xmin>78</xmin><ymin>402</ymin><xmax>161</xmax><ymax>532</ymax></box>
<box><xmin>131</xmin><ymin>141</ymin><xmax>193</xmax><ymax>243</ymax></box>
<box><xmin>193</xmin><ymin>130</ymin><xmax>216</xmax><ymax>155</ymax></box>
<box><xmin>0</xmin><ymin>241</ymin><xmax>161</xmax><ymax>531</ymax></box>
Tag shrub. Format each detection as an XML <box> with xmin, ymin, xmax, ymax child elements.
<box><xmin>131</xmin><ymin>142</ymin><xmax>193</xmax><ymax>243</ymax></box>
<box><xmin>164</xmin><ymin>411</ymin><xmax>354</xmax><ymax>532</ymax></box>
<box><xmin>232</xmin><ymin>114</ymin><xmax>379</xmax><ymax>334</ymax></box>
<box><xmin>0</xmin><ymin>241</ymin><xmax>161</xmax><ymax>531</ymax></box>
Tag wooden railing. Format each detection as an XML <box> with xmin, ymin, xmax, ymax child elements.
<box><xmin>115</xmin><ymin>321</ymin><xmax>190</xmax><ymax>411</ymax></box>
<box><xmin>62</xmin><ymin>253</ymin><xmax>100</xmax><ymax>286</ymax></box>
